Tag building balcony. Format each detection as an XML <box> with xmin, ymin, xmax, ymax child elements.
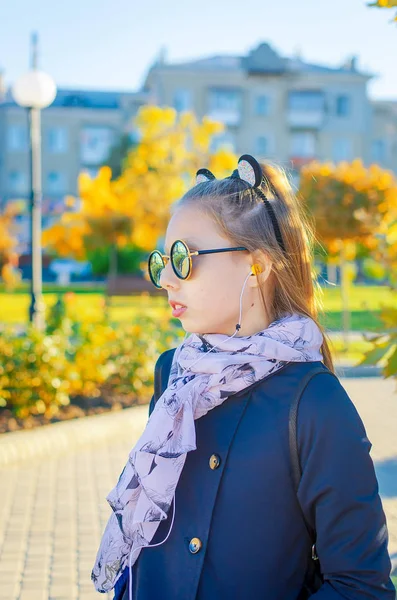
<box><xmin>207</xmin><ymin>108</ymin><xmax>241</xmax><ymax>127</ymax></box>
<box><xmin>287</xmin><ymin>109</ymin><xmax>324</xmax><ymax>129</ymax></box>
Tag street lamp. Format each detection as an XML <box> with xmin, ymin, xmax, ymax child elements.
<box><xmin>12</xmin><ymin>54</ymin><xmax>57</xmax><ymax>330</ymax></box>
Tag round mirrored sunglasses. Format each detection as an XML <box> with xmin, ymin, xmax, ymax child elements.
<box><xmin>147</xmin><ymin>239</ymin><xmax>248</xmax><ymax>289</ymax></box>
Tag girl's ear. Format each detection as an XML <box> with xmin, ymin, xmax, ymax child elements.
<box><xmin>248</xmin><ymin>258</ymin><xmax>272</xmax><ymax>288</ymax></box>
<box><xmin>196</xmin><ymin>168</ymin><xmax>216</xmax><ymax>185</ymax></box>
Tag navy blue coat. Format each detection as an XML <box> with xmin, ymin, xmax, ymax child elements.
<box><xmin>114</xmin><ymin>351</ymin><xmax>395</xmax><ymax>600</ymax></box>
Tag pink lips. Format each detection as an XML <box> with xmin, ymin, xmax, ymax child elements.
<box><xmin>172</xmin><ymin>306</ymin><xmax>187</xmax><ymax>318</ymax></box>
<box><xmin>169</xmin><ymin>301</ymin><xmax>187</xmax><ymax>318</ymax></box>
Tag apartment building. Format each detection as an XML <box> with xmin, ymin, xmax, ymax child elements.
<box><xmin>1</xmin><ymin>42</ymin><xmax>396</xmax><ymax>255</ymax></box>
<box><xmin>142</xmin><ymin>42</ymin><xmax>396</xmax><ymax>175</ymax></box>
<box><xmin>0</xmin><ymin>81</ymin><xmax>146</xmax><ymax>251</ymax></box>
<box><xmin>0</xmin><ymin>84</ymin><xmax>146</xmax><ymax>204</ymax></box>
<box><xmin>370</xmin><ymin>100</ymin><xmax>397</xmax><ymax>172</ymax></box>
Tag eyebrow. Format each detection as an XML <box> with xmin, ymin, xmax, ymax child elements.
<box><xmin>163</xmin><ymin>239</ymin><xmax>199</xmax><ymax>254</ymax></box>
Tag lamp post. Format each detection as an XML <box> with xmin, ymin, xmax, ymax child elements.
<box><xmin>11</xmin><ymin>34</ymin><xmax>56</xmax><ymax>330</ymax></box>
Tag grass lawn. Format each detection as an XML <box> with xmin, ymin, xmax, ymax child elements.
<box><xmin>318</xmin><ymin>285</ymin><xmax>393</xmax><ymax>331</ymax></box>
<box><xmin>326</xmin><ymin>336</ymin><xmax>375</xmax><ymax>364</ymax></box>
<box><xmin>0</xmin><ymin>285</ymin><xmax>393</xmax><ymax>329</ymax></box>
<box><xmin>0</xmin><ymin>285</ymin><xmax>393</xmax><ymax>364</ymax></box>
<box><xmin>0</xmin><ymin>292</ymin><xmax>168</xmax><ymax>325</ymax></box>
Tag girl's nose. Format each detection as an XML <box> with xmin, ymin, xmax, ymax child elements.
<box><xmin>159</xmin><ymin>260</ymin><xmax>180</xmax><ymax>290</ymax></box>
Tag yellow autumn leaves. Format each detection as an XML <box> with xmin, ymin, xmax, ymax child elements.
<box><xmin>0</xmin><ymin>201</ymin><xmax>24</xmax><ymax>287</ymax></box>
<box><xmin>300</xmin><ymin>159</ymin><xmax>397</xmax><ymax>259</ymax></box>
<box><xmin>42</xmin><ymin>106</ymin><xmax>235</xmax><ymax>261</ymax></box>
<box><xmin>0</xmin><ymin>307</ymin><xmax>184</xmax><ymax>418</ymax></box>
<box><xmin>300</xmin><ymin>157</ymin><xmax>397</xmax><ymax>359</ymax></box>
<box><xmin>372</xmin><ymin>0</ymin><xmax>397</xmax><ymax>6</ymax></box>
<box><xmin>368</xmin><ymin>0</ymin><xmax>397</xmax><ymax>20</ymax></box>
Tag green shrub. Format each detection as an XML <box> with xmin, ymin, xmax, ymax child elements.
<box><xmin>0</xmin><ymin>309</ymin><xmax>183</xmax><ymax>419</ymax></box>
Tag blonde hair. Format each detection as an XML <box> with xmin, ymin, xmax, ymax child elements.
<box><xmin>176</xmin><ymin>161</ymin><xmax>334</xmax><ymax>373</ymax></box>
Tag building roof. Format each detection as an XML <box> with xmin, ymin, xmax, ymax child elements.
<box><xmin>371</xmin><ymin>99</ymin><xmax>397</xmax><ymax>116</ymax></box>
<box><xmin>164</xmin><ymin>55</ymin><xmax>242</xmax><ymax>71</ymax></box>
<box><xmin>150</xmin><ymin>42</ymin><xmax>371</xmax><ymax>78</ymax></box>
<box><xmin>0</xmin><ymin>87</ymin><xmax>142</xmax><ymax>109</ymax></box>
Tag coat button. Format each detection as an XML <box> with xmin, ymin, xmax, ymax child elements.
<box><xmin>189</xmin><ymin>537</ymin><xmax>202</xmax><ymax>554</ymax></box>
<box><xmin>209</xmin><ymin>454</ymin><xmax>221</xmax><ymax>470</ymax></box>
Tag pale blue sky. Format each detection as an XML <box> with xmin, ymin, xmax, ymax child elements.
<box><xmin>0</xmin><ymin>0</ymin><xmax>396</xmax><ymax>99</ymax></box>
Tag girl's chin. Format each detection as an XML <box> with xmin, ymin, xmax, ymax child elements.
<box><xmin>182</xmin><ymin>326</ymin><xmax>232</xmax><ymax>336</ymax></box>
<box><xmin>177</xmin><ymin>315</ymin><xmax>232</xmax><ymax>336</ymax></box>
<box><xmin>179</xmin><ymin>320</ymin><xmax>206</xmax><ymax>335</ymax></box>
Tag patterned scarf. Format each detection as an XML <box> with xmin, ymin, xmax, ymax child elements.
<box><xmin>91</xmin><ymin>313</ymin><xmax>323</xmax><ymax>593</ymax></box>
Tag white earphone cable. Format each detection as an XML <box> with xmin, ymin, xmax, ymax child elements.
<box><xmin>127</xmin><ymin>493</ymin><xmax>176</xmax><ymax>600</ymax></box>
<box><xmin>180</xmin><ymin>270</ymin><xmax>252</xmax><ymax>373</ymax></box>
<box><xmin>126</xmin><ymin>270</ymin><xmax>252</xmax><ymax>599</ymax></box>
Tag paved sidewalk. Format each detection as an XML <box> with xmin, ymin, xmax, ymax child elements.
<box><xmin>0</xmin><ymin>377</ymin><xmax>396</xmax><ymax>600</ymax></box>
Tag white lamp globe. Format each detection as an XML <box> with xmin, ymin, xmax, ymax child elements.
<box><xmin>12</xmin><ymin>70</ymin><xmax>57</xmax><ymax>109</ymax></box>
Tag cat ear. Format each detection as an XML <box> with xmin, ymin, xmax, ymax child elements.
<box><xmin>196</xmin><ymin>168</ymin><xmax>216</xmax><ymax>185</ymax></box>
<box><xmin>237</xmin><ymin>154</ymin><xmax>262</xmax><ymax>188</ymax></box>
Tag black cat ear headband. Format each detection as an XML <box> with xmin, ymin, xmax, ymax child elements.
<box><xmin>196</xmin><ymin>154</ymin><xmax>286</xmax><ymax>253</ymax></box>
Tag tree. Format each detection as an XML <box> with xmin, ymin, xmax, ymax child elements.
<box><xmin>118</xmin><ymin>108</ymin><xmax>236</xmax><ymax>251</ymax></box>
<box><xmin>0</xmin><ymin>201</ymin><xmax>22</xmax><ymax>289</ymax></box>
<box><xmin>42</xmin><ymin>106</ymin><xmax>236</xmax><ymax>280</ymax></box>
<box><xmin>363</xmin><ymin>0</ymin><xmax>397</xmax><ymax>381</ymax></box>
<box><xmin>368</xmin><ymin>0</ymin><xmax>397</xmax><ymax>21</ymax></box>
<box><xmin>87</xmin><ymin>244</ymin><xmax>146</xmax><ymax>276</ymax></box>
<box><xmin>358</xmin><ymin>198</ymin><xmax>397</xmax><ymax>379</ymax></box>
<box><xmin>103</xmin><ymin>133</ymin><xmax>137</xmax><ymax>180</ymax></box>
<box><xmin>42</xmin><ymin>166</ymin><xmax>138</xmax><ymax>285</ymax></box>
<box><xmin>299</xmin><ymin>160</ymin><xmax>397</xmax><ymax>344</ymax></box>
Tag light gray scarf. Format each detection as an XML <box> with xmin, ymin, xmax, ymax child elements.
<box><xmin>91</xmin><ymin>313</ymin><xmax>323</xmax><ymax>593</ymax></box>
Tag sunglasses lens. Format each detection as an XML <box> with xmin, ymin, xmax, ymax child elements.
<box><xmin>171</xmin><ymin>241</ymin><xmax>190</xmax><ymax>279</ymax></box>
<box><xmin>148</xmin><ymin>251</ymin><xmax>164</xmax><ymax>288</ymax></box>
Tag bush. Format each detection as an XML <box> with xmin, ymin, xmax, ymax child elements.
<box><xmin>86</xmin><ymin>244</ymin><xmax>147</xmax><ymax>276</ymax></box>
<box><xmin>0</xmin><ymin>310</ymin><xmax>183</xmax><ymax>420</ymax></box>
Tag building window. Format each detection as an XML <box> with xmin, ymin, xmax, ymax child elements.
<box><xmin>255</xmin><ymin>136</ymin><xmax>269</xmax><ymax>156</ymax></box>
<box><xmin>7</xmin><ymin>125</ymin><xmax>28</xmax><ymax>152</ymax></box>
<box><xmin>81</xmin><ymin>167</ymin><xmax>100</xmax><ymax>179</ymax></box>
<box><xmin>8</xmin><ymin>170</ymin><xmax>27</xmax><ymax>193</ymax></box>
<box><xmin>371</xmin><ymin>139</ymin><xmax>387</xmax><ymax>163</ymax></box>
<box><xmin>288</xmin><ymin>91</ymin><xmax>324</xmax><ymax>112</ymax></box>
<box><xmin>173</xmin><ymin>89</ymin><xmax>191</xmax><ymax>112</ymax></box>
<box><xmin>46</xmin><ymin>171</ymin><xmax>66</xmax><ymax>194</ymax></box>
<box><xmin>207</xmin><ymin>88</ymin><xmax>242</xmax><ymax>126</ymax></box>
<box><xmin>336</xmin><ymin>95</ymin><xmax>350</xmax><ymax>116</ymax></box>
<box><xmin>332</xmin><ymin>138</ymin><xmax>353</xmax><ymax>162</ymax></box>
<box><xmin>288</xmin><ymin>91</ymin><xmax>325</xmax><ymax>128</ymax></box>
<box><xmin>290</xmin><ymin>131</ymin><xmax>316</xmax><ymax>158</ymax></box>
<box><xmin>80</xmin><ymin>127</ymin><xmax>114</xmax><ymax>165</ymax></box>
<box><xmin>255</xmin><ymin>95</ymin><xmax>270</xmax><ymax>116</ymax></box>
<box><xmin>211</xmin><ymin>131</ymin><xmax>236</xmax><ymax>153</ymax></box>
<box><xmin>47</xmin><ymin>127</ymin><xmax>68</xmax><ymax>153</ymax></box>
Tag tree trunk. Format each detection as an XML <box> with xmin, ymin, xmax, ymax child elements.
<box><xmin>327</xmin><ymin>262</ymin><xmax>337</xmax><ymax>285</ymax></box>
<box><xmin>340</xmin><ymin>241</ymin><xmax>351</xmax><ymax>349</ymax></box>
<box><xmin>105</xmin><ymin>244</ymin><xmax>118</xmax><ymax>318</ymax></box>
<box><xmin>109</xmin><ymin>243</ymin><xmax>118</xmax><ymax>281</ymax></box>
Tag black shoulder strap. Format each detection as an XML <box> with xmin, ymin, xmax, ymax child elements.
<box><xmin>154</xmin><ymin>348</ymin><xmax>177</xmax><ymax>401</ymax></box>
<box><xmin>153</xmin><ymin>353</ymin><xmax>335</xmax><ymax>545</ymax></box>
<box><xmin>289</xmin><ymin>365</ymin><xmax>338</xmax><ymax>543</ymax></box>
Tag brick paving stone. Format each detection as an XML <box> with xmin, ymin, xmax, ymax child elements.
<box><xmin>0</xmin><ymin>378</ymin><xmax>396</xmax><ymax>599</ymax></box>
<box><xmin>342</xmin><ymin>377</ymin><xmax>397</xmax><ymax>557</ymax></box>
<box><xmin>0</xmin><ymin>583</ymin><xmax>21</xmax><ymax>600</ymax></box>
<box><xmin>20</xmin><ymin>580</ymin><xmax>49</xmax><ymax>589</ymax></box>
<box><xmin>18</xmin><ymin>593</ymin><xmax>48</xmax><ymax>600</ymax></box>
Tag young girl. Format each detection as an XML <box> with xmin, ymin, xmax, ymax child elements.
<box><xmin>91</xmin><ymin>155</ymin><xmax>395</xmax><ymax>599</ymax></box>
